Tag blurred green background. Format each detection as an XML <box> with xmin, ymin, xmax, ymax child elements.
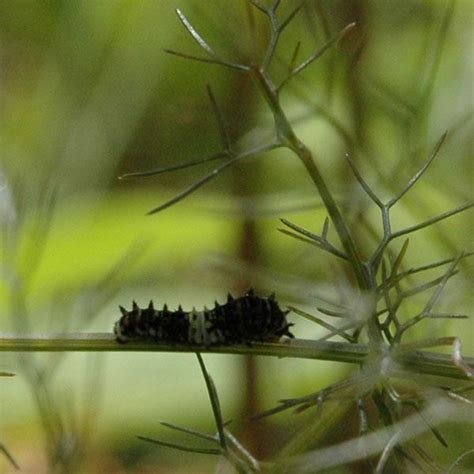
<box><xmin>0</xmin><ymin>0</ymin><xmax>472</xmax><ymax>472</ymax></box>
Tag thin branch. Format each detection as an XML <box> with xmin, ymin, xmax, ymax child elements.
<box><xmin>379</xmin><ymin>261</ymin><xmax>400</xmax><ymax>341</ymax></box>
<box><xmin>288</xmin><ymin>41</ymin><xmax>302</xmax><ymax>72</ymax></box>
<box><xmin>357</xmin><ymin>398</ymin><xmax>375</xmax><ymax>472</ymax></box>
<box><xmin>278</xmin><ymin>228</ymin><xmax>349</xmax><ymax>260</ymax></box>
<box><xmin>388</xmin><ymin>132</ymin><xmax>447</xmax><ymax>207</ymax></box>
<box><xmin>260</xmin><ymin>371</ymin><xmax>375</xmax><ymax>419</ymax></box>
<box><xmin>279</xmin><ymin>218</ymin><xmax>348</xmax><ymax>260</ymax></box>
<box><xmin>390</xmin><ymin>239</ymin><xmax>410</xmax><ymax>278</ymax></box>
<box><xmin>288</xmin><ymin>306</ymin><xmax>355</xmax><ymax>342</ymax></box>
<box><xmin>146</xmin><ymin>159</ymin><xmax>239</xmax><ymax>214</ymax></box>
<box><xmin>249</xmin><ymin>0</ymin><xmax>268</xmax><ymax>14</ymax></box>
<box><xmin>422</xmin><ymin>253</ymin><xmax>462</xmax><ymax>315</ymax></box>
<box><xmin>224</xmin><ymin>430</ymin><xmax>261</xmax><ymax>472</ymax></box>
<box><xmin>414</xmin><ymin>405</ymin><xmax>448</xmax><ymax>448</ymax></box>
<box><xmin>253</xmin><ymin>69</ymin><xmax>371</xmax><ymax>298</ymax></box>
<box><xmin>176</xmin><ymin>9</ymin><xmax>217</xmax><ymax>58</ymax></box>
<box><xmin>406</xmin><ymin>252</ymin><xmax>473</xmax><ymax>275</ymax></box>
<box><xmin>318</xmin><ymin>319</ymin><xmax>366</xmax><ymax>342</ymax></box>
<box><xmin>316</xmin><ymin>306</ymin><xmax>347</xmax><ymax>318</ymax></box>
<box><xmin>170</xmin><ymin>6</ymin><xmax>251</xmax><ymax>73</ymax></box>
<box><xmin>425</xmin><ymin>313</ymin><xmax>468</xmax><ymax>320</ymax></box>
<box><xmin>343</xmin><ymin>153</ymin><xmax>383</xmax><ymax>207</ymax></box>
<box><xmin>278</xmin><ymin>22</ymin><xmax>356</xmax><ymax>91</ymax></box>
<box><xmin>384</xmin><ymin>384</ymin><xmax>449</xmax><ymax>449</ymax></box>
<box><xmin>401</xmin><ymin>271</ymin><xmax>458</xmax><ymax>299</ymax></box>
<box><xmin>146</xmin><ymin>142</ymin><xmax>280</xmax><ymax>214</ymax></box>
<box><xmin>293</xmin><ymin>22</ymin><xmax>356</xmax><ymax>75</ymax></box>
<box><xmin>159</xmin><ymin>421</ymin><xmax>216</xmax><ymax>442</ymax></box>
<box><xmin>321</xmin><ymin>217</ymin><xmax>330</xmax><ymax>240</ymax></box>
<box><xmin>377</xmin><ymin>252</ymin><xmax>474</xmax><ymax>292</ymax></box>
<box><xmin>279</xmin><ymin>1</ymin><xmax>305</xmax><ymax>32</ymax></box>
<box><xmin>375</xmin><ymin>431</ymin><xmax>402</xmax><ymax>474</ymax></box>
<box><xmin>164</xmin><ymin>48</ymin><xmax>249</xmax><ymax>71</ymax></box>
<box><xmin>119</xmin><ymin>151</ymin><xmax>228</xmax><ymax>179</ymax></box>
<box><xmin>390</xmin><ymin>201</ymin><xmax>474</xmax><ymax>240</ymax></box>
<box><xmin>447</xmin><ymin>449</ymin><xmax>474</xmax><ymax>473</ymax></box>
<box><xmin>196</xmin><ymin>354</ymin><xmax>227</xmax><ymax>449</ymax></box>
<box><xmin>271</xmin><ymin>0</ymin><xmax>282</xmax><ymax>13</ymax></box>
<box><xmin>279</xmin><ymin>218</ymin><xmax>319</xmax><ymax>240</ymax></box>
<box><xmin>261</xmin><ymin>10</ymin><xmax>280</xmax><ymax>72</ymax></box>
<box><xmin>137</xmin><ymin>436</ymin><xmax>221</xmax><ymax>455</ymax></box>
<box><xmin>394</xmin><ymin>256</ymin><xmax>464</xmax><ymax>337</ymax></box>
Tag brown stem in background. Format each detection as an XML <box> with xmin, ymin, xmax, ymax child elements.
<box><xmin>226</xmin><ymin>4</ymin><xmax>270</xmax><ymax>459</ymax></box>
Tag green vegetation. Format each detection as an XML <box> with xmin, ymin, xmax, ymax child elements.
<box><xmin>0</xmin><ymin>1</ymin><xmax>472</xmax><ymax>472</ymax></box>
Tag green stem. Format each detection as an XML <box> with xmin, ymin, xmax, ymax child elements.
<box><xmin>0</xmin><ymin>333</ymin><xmax>471</xmax><ymax>380</ymax></box>
<box><xmin>296</xmin><ymin>144</ymin><xmax>368</xmax><ymax>285</ymax></box>
<box><xmin>253</xmin><ymin>69</ymin><xmax>367</xmax><ymax>286</ymax></box>
<box><xmin>252</xmin><ymin>68</ymin><xmax>382</xmax><ymax>346</ymax></box>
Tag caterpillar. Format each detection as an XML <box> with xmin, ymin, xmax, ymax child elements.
<box><xmin>114</xmin><ymin>289</ymin><xmax>294</xmax><ymax>345</ymax></box>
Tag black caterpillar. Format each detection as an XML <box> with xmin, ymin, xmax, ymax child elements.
<box><xmin>114</xmin><ymin>289</ymin><xmax>294</xmax><ymax>345</ymax></box>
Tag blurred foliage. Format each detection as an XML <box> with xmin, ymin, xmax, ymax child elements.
<box><xmin>0</xmin><ymin>0</ymin><xmax>472</xmax><ymax>472</ymax></box>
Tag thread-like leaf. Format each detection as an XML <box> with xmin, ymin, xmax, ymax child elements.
<box><xmin>137</xmin><ymin>435</ymin><xmax>221</xmax><ymax>455</ymax></box>
<box><xmin>119</xmin><ymin>152</ymin><xmax>228</xmax><ymax>179</ymax></box>
<box><xmin>196</xmin><ymin>354</ymin><xmax>227</xmax><ymax>449</ymax></box>
<box><xmin>147</xmin><ymin>142</ymin><xmax>280</xmax><ymax>214</ymax></box>
<box><xmin>249</xmin><ymin>0</ymin><xmax>268</xmax><ymax>14</ymax></box>
<box><xmin>279</xmin><ymin>22</ymin><xmax>356</xmax><ymax>90</ymax></box>
<box><xmin>278</xmin><ymin>228</ymin><xmax>348</xmax><ymax>260</ymax></box>
<box><xmin>343</xmin><ymin>153</ymin><xmax>382</xmax><ymax>207</ymax></box>
<box><xmin>176</xmin><ymin>9</ymin><xmax>217</xmax><ymax>58</ymax></box>
<box><xmin>388</xmin><ymin>133</ymin><xmax>447</xmax><ymax>207</ymax></box>
<box><xmin>280</xmin><ymin>1</ymin><xmax>305</xmax><ymax>32</ymax></box>
<box><xmin>289</xmin><ymin>306</ymin><xmax>355</xmax><ymax>342</ymax></box>
<box><xmin>164</xmin><ymin>48</ymin><xmax>249</xmax><ymax>71</ymax></box>
<box><xmin>279</xmin><ymin>219</ymin><xmax>348</xmax><ymax>260</ymax></box>
<box><xmin>159</xmin><ymin>421</ymin><xmax>216</xmax><ymax>442</ymax></box>
<box><xmin>391</xmin><ymin>201</ymin><xmax>474</xmax><ymax>240</ymax></box>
